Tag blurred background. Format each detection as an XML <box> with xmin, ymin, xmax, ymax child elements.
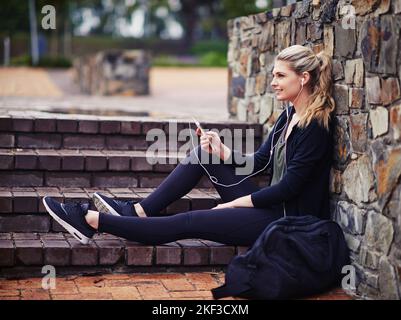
<box><xmin>0</xmin><ymin>0</ymin><xmax>292</xmax><ymax>120</ymax></box>
<box><xmin>0</xmin><ymin>0</ymin><xmax>290</xmax><ymax>68</ymax></box>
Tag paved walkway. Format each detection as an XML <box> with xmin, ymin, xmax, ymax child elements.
<box><xmin>0</xmin><ymin>67</ymin><xmax>63</xmax><ymax>97</ymax></box>
<box><xmin>0</xmin><ymin>272</ymin><xmax>353</xmax><ymax>300</ymax></box>
<box><xmin>0</xmin><ymin>67</ymin><xmax>230</xmax><ymax>121</ymax></box>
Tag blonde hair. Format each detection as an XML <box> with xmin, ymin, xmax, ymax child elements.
<box><xmin>275</xmin><ymin>45</ymin><xmax>335</xmax><ymax>132</ymax></box>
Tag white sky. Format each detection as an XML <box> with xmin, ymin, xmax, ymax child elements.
<box><xmin>255</xmin><ymin>0</ymin><xmax>268</xmax><ymax>8</ymax></box>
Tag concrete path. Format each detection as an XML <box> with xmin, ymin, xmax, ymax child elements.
<box><xmin>0</xmin><ymin>67</ymin><xmax>230</xmax><ymax>121</ymax></box>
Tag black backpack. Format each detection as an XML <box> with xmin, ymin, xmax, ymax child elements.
<box><xmin>211</xmin><ymin>215</ymin><xmax>350</xmax><ymax>300</ymax></box>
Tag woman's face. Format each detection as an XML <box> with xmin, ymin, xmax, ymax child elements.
<box><xmin>271</xmin><ymin>60</ymin><xmax>304</xmax><ymax>102</ymax></box>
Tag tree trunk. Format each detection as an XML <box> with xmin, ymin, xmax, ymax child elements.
<box><xmin>180</xmin><ymin>0</ymin><xmax>198</xmax><ymax>50</ymax></box>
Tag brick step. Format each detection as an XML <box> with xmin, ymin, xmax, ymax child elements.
<box><xmin>0</xmin><ymin>113</ymin><xmax>262</xmax><ymax>151</ymax></box>
<box><xmin>0</xmin><ymin>187</ymin><xmax>226</xmax><ymax>233</ymax></box>
<box><xmin>0</xmin><ymin>171</ymin><xmax>265</xmax><ymax>189</ymax></box>
<box><xmin>0</xmin><ymin>148</ymin><xmax>267</xmax><ymax>188</ymax></box>
<box><xmin>0</xmin><ymin>232</ymin><xmax>250</xmax><ymax>272</ymax></box>
<box><xmin>0</xmin><ymin>148</ymin><xmax>187</xmax><ymax>172</ymax></box>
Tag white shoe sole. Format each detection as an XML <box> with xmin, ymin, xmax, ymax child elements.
<box><xmin>93</xmin><ymin>192</ymin><xmax>120</xmax><ymax>216</ymax></box>
<box><xmin>42</xmin><ymin>197</ymin><xmax>90</xmax><ymax>245</ymax></box>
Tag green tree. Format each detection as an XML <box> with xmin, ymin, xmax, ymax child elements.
<box><xmin>0</xmin><ymin>1</ymin><xmax>30</xmax><ymax>36</ymax></box>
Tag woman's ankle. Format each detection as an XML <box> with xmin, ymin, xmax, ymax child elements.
<box><xmin>85</xmin><ymin>210</ymin><xmax>99</xmax><ymax>229</ymax></box>
<box><xmin>134</xmin><ymin>203</ymin><xmax>147</xmax><ymax>217</ymax></box>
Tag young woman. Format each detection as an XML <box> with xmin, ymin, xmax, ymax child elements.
<box><xmin>43</xmin><ymin>45</ymin><xmax>336</xmax><ymax>246</ymax></box>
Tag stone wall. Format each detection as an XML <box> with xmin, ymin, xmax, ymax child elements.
<box><xmin>227</xmin><ymin>0</ymin><xmax>401</xmax><ymax>300</ymax></box>
<box><xmin>73</xmin><ymin>50</ymin><xmax>150</xmax><ymax>96</ymax></box>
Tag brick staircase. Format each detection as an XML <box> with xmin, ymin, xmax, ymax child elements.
<box><xmin>0</xmin><ymin>112</ymin><xmax>265</xmax><ymax>278</ymax></box>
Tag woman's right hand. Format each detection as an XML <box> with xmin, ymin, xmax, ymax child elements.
<box><xmin>196</xmin><ymin>127</ymin><xmax>223</xmax><ymax>157</ymax></box>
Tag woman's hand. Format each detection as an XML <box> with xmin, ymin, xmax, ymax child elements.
<box><xmin>211</xmin><ymin>201</ymin><xmax>235</xmax><ymax>210</ymax></box>
<box><xmin>211</xmin><ymin>195</ymin><xmax>254</xmax><ymax>210</ymax></box>
<box><xmin>196</xmin><ymin>128</ymin><xmax>223</xmax><ymax>158</ymax></box>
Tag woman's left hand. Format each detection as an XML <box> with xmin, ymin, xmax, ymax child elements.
<box><xmin>211</xmin><ymin>195</ymin><xmax>254</xmax><ymax>210</ymax></box>
<box><xmin>211</xmin><ymin>201</ymin><xmax>235</xmax><ymax>210</ymax></box>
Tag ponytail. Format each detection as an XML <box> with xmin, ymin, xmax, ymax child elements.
<box><xmin>276</xmin><ymin>45</ymin><xmax>336</xmax><ymax>132</ymax></box>
<box><xmin>299</xmin><ymin>51</ymin><xmax>336</xmax><ymax>132</ymax></box>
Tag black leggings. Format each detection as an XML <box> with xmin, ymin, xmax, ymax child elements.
<box><xmin>98</xmin><ymin>146</ymin><xmax>284</xmax><ymax>246</ymax></box>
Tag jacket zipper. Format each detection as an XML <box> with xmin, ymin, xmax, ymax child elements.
<box><xmin>283</xmin><ymin>138</ymin><xmax>287</xmax><ymax>218</ymax></box>
<box><xmin>282</xmin><ymin>109</ymin><xmax>299</xmax><ymax>218</ymax></box>
<box><xmin>282</xmin><ymin>109</ymin><xmax>294</xmax><ymax>218</ymax></box>
<box><xmin>283</xmin><ymin>121</ymin><xmax>289</xmax><ymax>218</ymax></box>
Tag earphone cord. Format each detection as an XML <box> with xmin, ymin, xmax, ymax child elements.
<box><xmin>292</xmin><ymin>81</ymin><xmax>304</xmax><ymax>106</ymax></box>
<box><xmin>188</xmin><ymin>111</ymin><xmax>290</xmax><ymax>188</ymax></box>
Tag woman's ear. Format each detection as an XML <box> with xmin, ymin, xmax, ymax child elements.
<box><xmin>301</xmin><ymin>72</ymin><xmax>311</xmax><ymax>86</ymax></box>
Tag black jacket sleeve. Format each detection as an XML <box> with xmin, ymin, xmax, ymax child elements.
<box><xmin>250</xmin><ymin>120</ymin><xmax>330</xmax><ymax>208</ymax></box>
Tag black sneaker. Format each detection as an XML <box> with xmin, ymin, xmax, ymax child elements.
<box><xmin>42</xmin><ymin>196</ymin><xmax>96</xmax><ymax>245</ymax></box>
<box><xmin>93</xmin><ymin>192</ymin><xmax>138</xmax><ymax>217</ymax></box>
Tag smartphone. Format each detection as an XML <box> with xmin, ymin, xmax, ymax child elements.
<box><xmin>192</xmin><ymin>117</ymin><xmax>216</xmax><ymax>152</ymax></box>
<box><xmin>192</xmin><ymin>117</ymin><xmax>206</xmax><ymax>135</ymax></box>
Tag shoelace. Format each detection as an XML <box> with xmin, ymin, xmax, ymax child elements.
<box><xmin>62</xmin><ymin>202</ymin><xmax>87</xmax><ymax>215</ymax></box>
<box><xmin>114</xmin><ymin>199</ymin><xmax>135</xmax><ymax>207</ymax></box>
